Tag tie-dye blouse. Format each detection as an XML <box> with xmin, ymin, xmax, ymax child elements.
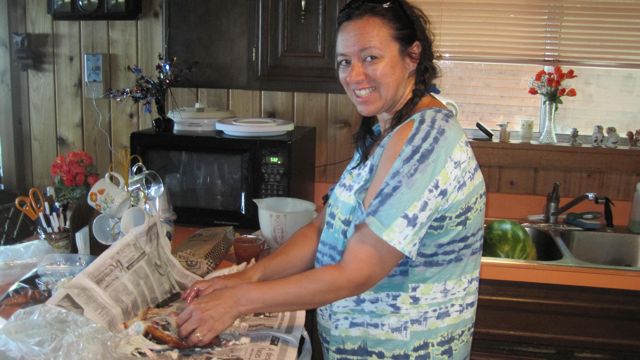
<box><xmin>315</xmin><ymin>108</ymin><xmax>486</xmax><ymax>359</ymax></box>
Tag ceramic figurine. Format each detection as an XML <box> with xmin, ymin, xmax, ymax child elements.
<box><xmin>605</xmin><ymin>126</ymin><xmax>619</xmax><ymax>148</ymax></box>
<box><xmin>626</xmin><ymin>131</ymin><xmax>636</xmax><ymax>147</ymax></box>
<box><xmin>569</xmin><ymin>128</ymin><xmax>582</xmax><ymax>146</ymax></box>
<box><xmin>592</xmin><ymin>125</ymin><xmax>604</xmax><ymax>147</ymax></box>
<box><xmin>628</xmin><ymin>129</ymin><xmax>640</xmax><ymax>148</ymax></box>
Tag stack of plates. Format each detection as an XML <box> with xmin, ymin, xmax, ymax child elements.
<box><xmin>216</xmin><ymin>118</ymin><xmax>294</xmax><ymax>137</ymax></box>
<box><xmin>168</xmin><ymin>106</ymin><xmax>236</xmax><ymax>133</ymax></box>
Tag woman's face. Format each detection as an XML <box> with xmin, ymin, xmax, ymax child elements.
<box><xmin>336</xmin><ymin>16</ymin><xmax>418</xmax><ymax>121</ymax></box>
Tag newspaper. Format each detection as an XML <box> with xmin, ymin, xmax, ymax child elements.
<box><xmin>47</xmin><ymin>216</ymin><xmax>305</xmax><ymax>359</ymax></box>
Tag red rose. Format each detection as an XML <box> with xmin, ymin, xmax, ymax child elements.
<box><xmin>63</xmin><ymin>175</ymin><xmax>74</xmax><ymax>187</ymax></box>
<box><xmin>565</xmin><ymin>69</ymin><xmax>576</xmax><ymax>79</ymax></box>
<box><xmin>566</xmin><ymin>88</ymin><xmax>577</xmax><ymax>97</ymax></box>
<box><xmin>534</xmin><ymin>70</ymin><xmax>545</xmax><ymax>82</ymax></box>
<box><xmin>74</xmin><ymin>173</ymin><xmax>86</xmax><ymax>187</ymax></box>
<box><xmin>558</xmin><ymin>88</ymin><xmax>566</xmax><ymax>96</ymax></box>
<box><xmin>87</xmin><ymin>174</ymin><xmax>100</xmax><ymax>186</ymax></box>
<box><xmin>546</xmin><ymin>77</ymin><xmax>554</xmax><ymax>87</ymax></box>
<box><xmin>528</xmin><ymin>87</ymin><xmax>538</xmax><ymax>95</ymax></box>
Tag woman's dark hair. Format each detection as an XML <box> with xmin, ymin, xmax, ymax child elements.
<box><xmin>337</xmin><ymin>0</ymin><xmax>439</xmax><ymax>167</ymax></box>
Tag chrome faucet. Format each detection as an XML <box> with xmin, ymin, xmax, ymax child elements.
<box><xmin>543</xmin><ymin>182</ymin><xmax>614</xmax><ymax>227</ymax></box>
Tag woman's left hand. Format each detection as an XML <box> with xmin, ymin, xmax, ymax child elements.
<box><xmin>177</xmin><ymin>286</ymin><xmax>243</xmax><ymax>347</ymax></box>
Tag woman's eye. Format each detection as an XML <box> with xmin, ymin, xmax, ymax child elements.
<box><xmin>336</xmin><ymin>59</ymin><xmax>350</xmax><ymax>69</ymax></box>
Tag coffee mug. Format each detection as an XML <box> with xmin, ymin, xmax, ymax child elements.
<box><xmin>87</xmin><ymin>172</ymin><xmax>130</xmax><ymax>218</ymax></box>
<box><xmin>128</xmin><ymin>163</ymin><xmax>165</xmax><ymax>201</ymax></box>
<box><xmin>92</xmin><ymin>213</ymin><xmax>122</xmax><ymax>245</ymax></box>
<box><xmin>120</xmin><ymin>206</ymin><xmax>147</xmax><ymax>234</ymax></box>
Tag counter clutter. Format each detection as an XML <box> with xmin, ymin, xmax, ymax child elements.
<box><xmin>0</xmin><ymin>218</ymin><xmax>307</xmax><ymax>360</ymax></box>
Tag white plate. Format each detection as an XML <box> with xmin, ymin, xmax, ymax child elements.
<box><xmin>217</xmin><ymin>118</ymin><xmax>294</xmax><ymax>137</ymax></box>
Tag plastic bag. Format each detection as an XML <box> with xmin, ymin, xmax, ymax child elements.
<box><xmin>0</xmin><ymin>304</ymin><xmax>132</xmax><ymax>360</ymax></box>
<box><xmin>0</xmin><ymin>240</ymin><xmax>54</xmax><ymax>289</ymax></box>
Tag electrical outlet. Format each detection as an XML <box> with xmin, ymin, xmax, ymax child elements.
<box><xmin>83</xmin><ymin>53</ymin><xmax>106</xmax><ymax>98</ymax></box>
<box><xmin>84</xmin><ymin>53</ymin><xmax>104</xmax><ymax>82</ymax></box>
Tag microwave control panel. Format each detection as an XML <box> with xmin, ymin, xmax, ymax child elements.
<box><xmin>260</xmin><ymin>149</ymin><xmax>288</xmax><ymax>197</ymax></box>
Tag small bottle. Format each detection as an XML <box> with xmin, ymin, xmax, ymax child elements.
<box><xmin>498</xmin><ymin>123</ymin><xmax>510</xmax><ymax>143</ymax></box>
<box><xmin>629</xmin><ymin>182</ymin><xmax>640</xmax><ymax>233</ymax></box>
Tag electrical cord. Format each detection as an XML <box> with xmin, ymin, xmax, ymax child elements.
<box><xmin>88</xmin><ymin>83</ymin><xmax>113</xmax><ymax>153</ymax></box>
<box><xmin>315</xmin><ymin>157</ymin><xmax>352</xmax><ymax>169</ymax></box>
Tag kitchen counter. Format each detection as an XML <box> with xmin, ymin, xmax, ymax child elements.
<box><xmin>174</xmin><ymin>226</ymin><xmax>640</xmax><ymax>291</ymax></box>
<box><xmin>480</xmin><ymin>257</ymin><xmax>640</xmax><ymax>291</ymax></box>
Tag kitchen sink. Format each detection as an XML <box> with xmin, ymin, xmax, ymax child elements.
<box><xmin>526</xmin><ymin>227</ymin><xmax>564</xmax><ymax>261</ymax></box>
<box><xmin>559</xmin><ymin>230</ymin><xmax>640</xmax><ymax>268</ymax></box>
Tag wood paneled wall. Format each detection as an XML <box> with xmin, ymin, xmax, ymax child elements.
<box><xmin>1</xmin><ymin>0</ymin><xmax>359</xmax><ymax>191</ymax></box>
<box><xmin>472</xmin><ymin>141</ymin><xmax>640</xmax><ymax>201</ymax></box>
<box><xmin>2</xmin><ymin>0</ymin><xmax>638</xmax><ymax>202</ymax></box>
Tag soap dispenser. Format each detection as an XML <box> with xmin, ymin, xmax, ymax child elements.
<box><xmin>629</xmin><ymin>182</ymin><xmax>640</xmax><ymax>233</ymax></box>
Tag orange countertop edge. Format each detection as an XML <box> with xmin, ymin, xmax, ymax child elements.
<box><xmin>480</xmin><ymin>258</ymin><xmax>640</xmax><ymax>291</ymax></box>
<box><xmin>175</xmin><ymin>226</ymin><xmax>640</xmax><ymax>292</ymax></box>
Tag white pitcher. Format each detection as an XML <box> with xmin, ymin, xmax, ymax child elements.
<box><xmin>253</xmin><ymin>197</ymin><xmax>316</xmax><ymax>250</ymax></box>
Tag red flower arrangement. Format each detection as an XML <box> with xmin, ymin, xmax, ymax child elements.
<box><xmin>528</xmin><ymin>65</ymin><xmax>577</xmax><ymax>105</ymax></box>
<box><xmin>50</xmin><ymin>151</ymin><xmax>100</xmax><ymax>205</ymax></box>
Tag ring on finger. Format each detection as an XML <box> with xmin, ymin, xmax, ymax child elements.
<box><xmin>194</xmin><ymin>331</ymin><xmax>203</xmax><ymax>341</ymax></box>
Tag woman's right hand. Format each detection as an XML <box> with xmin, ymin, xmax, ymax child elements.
<box><xmin>182</xmin><ymin>270</ymin><xmax>254</xmax><ymax>304</ymax></box>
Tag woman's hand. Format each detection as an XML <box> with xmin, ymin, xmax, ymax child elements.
<box><xmin>181</xmin><ymin>270</ymin><xmax>254</xmax><ymax>304</ymax></box>
<box><xmin>177</xmin><ymin>285</ymin><xmax>243</xmax><ymax>347</ymax></box>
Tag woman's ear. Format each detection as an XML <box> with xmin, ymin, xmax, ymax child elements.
<box><xmin>406</xmin><ymin>41</ymin><xmax>422</xmax><ymax>70</ymax></box>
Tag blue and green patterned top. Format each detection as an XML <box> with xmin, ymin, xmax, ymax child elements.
<box><xmin>315</xmin><ymin>108</ymin><xmax>486</xmax><ymax>359</ymax></box>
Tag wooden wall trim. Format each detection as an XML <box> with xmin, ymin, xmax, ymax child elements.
<box><xmin>471</xmin><ymin>140</ymin><xmax>640</xmax><ymax>173</ymax></box>
<box><xmin>471</xmin><ymin>140</ymin><xmax>640</xmax><ymax>200</ymax></box>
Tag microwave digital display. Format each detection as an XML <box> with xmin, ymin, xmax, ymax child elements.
<box><xmin>130</xmin><ymin>126</ymin><xmax>316</xmax><ymax>229</ymax></box>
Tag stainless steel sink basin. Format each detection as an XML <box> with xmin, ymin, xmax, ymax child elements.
<box><xmin>526</xmin><ymin>227</ymin><xmax>563</xmax><ymax>261</ymax></box>
<box><xmin>559</xmin><ymin>230</ymin><xmax>640</xmax><ymax>268</ymax></box>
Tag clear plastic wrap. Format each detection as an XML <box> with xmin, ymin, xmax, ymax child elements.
<box><xmin>0</xmin><ymin>304</ymin><xmax>133</xmax><ymax>360</ymax></box>
<box><xmin>0</xmin><ymin>240</ymin><xmax>54</xmax><ymax>289</ymax></box>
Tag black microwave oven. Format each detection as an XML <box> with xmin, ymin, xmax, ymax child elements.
<box><xmin>130</xmin><ymin>126</ymin><xmax>316</xmax><ymax>229</ymax></box>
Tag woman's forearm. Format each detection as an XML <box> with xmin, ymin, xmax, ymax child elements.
<box><xmin>236</xmin><ymin>224</ymin><xmax>405</xmax><ymax>315</ymax></box>
<box><xmin>245</xmin><ymin>212</ymin><xmax>325</xmax><ymax>282</ymax></box>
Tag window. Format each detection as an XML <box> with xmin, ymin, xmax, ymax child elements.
<box><xmin>413</xmin><ymin>0</ymin><xmax>640</xmax><ymax>136</ymax></box>
<box><xmin>417</xmin><ymin>0</ymin><xmax>640</xmax><ymax>68</ymax></box>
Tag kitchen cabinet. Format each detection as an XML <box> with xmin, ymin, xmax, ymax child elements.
<box><xmin>472</xmin><ymin>279</ymin><xmax>640</xmax><ymax>359</ymax></box>
<box><xmin>257</xmin><ymin>0</ymin><xmax>346</xmax><ymax>93</ymax></box>
<box><xmin>164</xmin><ymin>0</ymin><xmax>259</xmax><ymax>90</ymax></box>
<box><xmin>164</xmin><ymin>0</ymin><xmax>346</xmax><ymax>93</ymax></box>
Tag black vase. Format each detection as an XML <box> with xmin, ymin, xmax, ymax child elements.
<box><xmin>152</xmin><ymin>116</ymin><xmax>174</xmax><ymax>133</ymax></box>
<box><xmin>152</xmin><ymin>95</ymin><xmax>174</xmax><ymax>133</ymax></box>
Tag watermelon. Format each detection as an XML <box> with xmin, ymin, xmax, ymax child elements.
<box><xmin>483</xmin><ymin>220</ymin><xmax>537</xmax><ymax>260</ymax></box>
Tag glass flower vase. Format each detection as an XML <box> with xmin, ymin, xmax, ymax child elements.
<box><xmin>538</xmin><ymin>100</ymin><xmax>558</xmax><ymax>144</ymax></box>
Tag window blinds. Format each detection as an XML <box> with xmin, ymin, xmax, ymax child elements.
<box><xmin>413</xmin><ymin>0</ymin><xmax>640</xmax><ymax>68</ymax></box>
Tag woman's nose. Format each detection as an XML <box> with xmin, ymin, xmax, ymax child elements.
<box><xmin>345</xmin><ymin>62</ymin><xmax>365</xmax><ymax>83</ymax></box>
